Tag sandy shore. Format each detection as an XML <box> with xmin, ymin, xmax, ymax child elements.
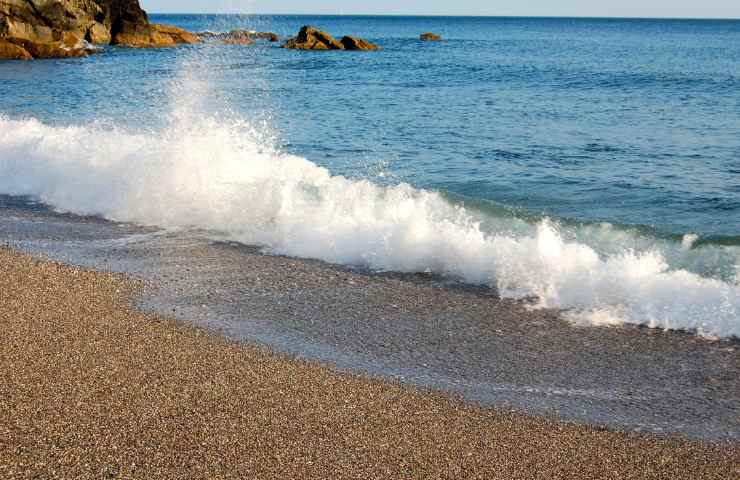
<box><xmin>0</xmin><ymin>247</ymin><xmax>737</xmax><ymax>479</ymax></box>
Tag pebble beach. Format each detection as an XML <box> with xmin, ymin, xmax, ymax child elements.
<box><xmin>1</xmin><ymin>247</ymin><xmax>738</xmax><ymax>479</ymax></box>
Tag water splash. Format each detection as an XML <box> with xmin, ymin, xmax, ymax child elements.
<box><xmin>0</xmin><ymin>72</ymin><xmax>738</xmax><ymax>339</ymax></box>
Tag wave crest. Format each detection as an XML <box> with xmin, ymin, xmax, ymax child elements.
<box><xmin>0</xmin><ymin>113</ymin><xmax>738</xmax><ymax>339</ymax></box>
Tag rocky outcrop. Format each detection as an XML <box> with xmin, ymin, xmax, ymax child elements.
<box><xmin>340</xmin><ymin>35</ymin><xmax>378</xmax><ymax>51</ymax></box>
<box><xmin>112</xmin><ymin>22</ymin><xmax>198</xmax><ymax>47</ymax></box>
<box><xmin>7</xmin><ymin>35</ymin><xmax>89</xmax><ymax>58</ymax></box>
<box><xmin>283</xmin><ymin>26</ymin><xmax>378</xmax><ymax>52</ymax></box>
<box><xmin>104</xmin><ymin>0</ymin><xmax>198</xmax><ymax>47</ymax></box>
<box><xmin>0</xmin><ymin>38</ymin><xmax>32</xmax><ymax>59</ymax></box>
<box><xmin>283</xmin><ymin>25</ymin><xmax>344</xmax><ymax>50</ymax></box>
<box><xmin>0</xmin><ymin>0</ymin><xmax>199</xmax><ymax>60</ymax></box>
<box><xmin>253</xmin><ymin>31</ymin><xmax>279</xmax><ymax>42</ymax></box>
<box><xmin>420</xmin><ymin>32</ymin><xmax>441</xmax><ymax>41</ymax></box>
<box><xmin>196</xmin><ymin>30</ymin><xmax>280</xmax><ymax>45</ymax></box>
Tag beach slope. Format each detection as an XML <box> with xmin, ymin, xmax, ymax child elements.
<box><xmin>0</xmin><ymin>248</ymin><xmax>737</xmax><ymax>479</ymax></box>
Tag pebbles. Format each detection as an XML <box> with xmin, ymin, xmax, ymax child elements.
<box><xmin>0</xmin><ymin>247</ymin><xmax>738</xmax><ymax>479</ymax></box>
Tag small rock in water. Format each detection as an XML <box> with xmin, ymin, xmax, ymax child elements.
<box><xmin>420</xmin><ymin>32</ymin><xmax>442</xmax><ymax>41</ymax></box>
<box><xmin>197</xmin><ymin>30</ymin><xmax>280</xmax><ymax>45</ymax></box>
<box><xmin>283</xmin><ymin>25</ymin><xmax>345</xmax><ymax>50</ymax></box>
<box><xmin>340</xmin><ymin>36</ymin><xmax>379</xmax><ymax>51</ymax></box>
<box><xmin>283</xmin><ymin>26</ymin><xmax>378</xmax><ymax>52</ymax></box>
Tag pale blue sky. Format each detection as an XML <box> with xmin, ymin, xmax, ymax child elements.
<box><xmin>141</xmin><ymin>1</ymin><xmax>740</xmax><ymax>19</ymax></box>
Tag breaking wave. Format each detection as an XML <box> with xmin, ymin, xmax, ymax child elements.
<box><xmin>0</xmin><ymin>92</ymin><xmax>738</xmax><ymax>339</ymax></box>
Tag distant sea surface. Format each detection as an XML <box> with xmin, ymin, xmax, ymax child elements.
<box><xmin>1</xmin><ymin>15</ymin><xmax>739</xmax><ymax>338</ymax></box>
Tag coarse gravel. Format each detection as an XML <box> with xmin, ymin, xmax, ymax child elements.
<box><xmin>1</xmin><ymin>247</ymin><xmax>738</xmax><ymax>479</ymax></box>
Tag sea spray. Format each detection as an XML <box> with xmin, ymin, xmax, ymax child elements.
<box><xmin>0</xmin><ymin>110</ymin><xmax>738</xmax><ymax>338</ymax></box>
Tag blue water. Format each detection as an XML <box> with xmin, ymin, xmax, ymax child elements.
<box><xmin>1</xmin><ymin>15</ymin><xmax>740</xmax><ymax>337</ymax></box>
<box><xmin>2</xmin><ymin>15</ymin><xmax>739</xmax><ymax>237</ymax></box>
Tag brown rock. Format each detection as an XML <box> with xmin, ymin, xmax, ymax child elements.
<box><xmin>420</xmin><ymin>32</ymin><xmax>442</xmax><ymax>41</ymax></box>
<box><xmin>5</xmin><ymin>36</ymin><xmax>88</xmax><ymax>58</ymax></box>
<box><xmin>32</xmin><ymin>0</ymin><xmax>104</xmax><ymax>33</ymax></box>
<box><xmin>340</xmin><ymin>35</ymin><xmax>378</xmax><ymax>51</ymax></box>
<box><xmin>86</xmin><ymin>21</ymin><xmax>111</xmax><ymax>44</ymax></box>
<box><xmin>60</xmin><ymin>30</ymin><xmax>83</xmax><ymax>48</ymax></box>
<box><xmin>0</xmin><ymin>38</ymin><xmax>31</xmax><ymax>59</ymax></box>
<box><xmin>252</xmin><ymin>31</ymin><xmax>279</xmax><ymax>42</ymax></box>
<box><xmin>109</xmin><ymin>20</ymin><xmax>151</xmax><ymax>46</ymax></box>
<box><xmin>104</xmin><ymin>0</ymin><xmax>149</xmax><ymax>32</ymax></box>
<box><xmin>111</xmin><ymin>22</ymin><xmax>198</xmax><ymax>47</ymax></box>
<box><xmin>0</xmin><ymin>0</ymin><xmax>201</xmax><ymax>56</ymax></box>
<box><xmin>151</xmin><ymin>23</ymin><xmax>198</xmax><ymax>44</ymax></box>
<box><xmin>197</xmin><ymin>29</ymin><xmax>256</xmax><ymax>45</ymax></box>
<box><xmin>0</xmin><ymin>16</ymin><xmax>55</xmax><ymax>43</ymax></box>
<box><xmin>283</xmin><ymin>25</ymin><xmax>344</xmax><ymax>50</ymax></box>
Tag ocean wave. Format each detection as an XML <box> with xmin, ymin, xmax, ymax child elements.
<box><xmin>0</xmin><ymin>110</ymin><xmax>738</xmax><ymax>339</ymax></box>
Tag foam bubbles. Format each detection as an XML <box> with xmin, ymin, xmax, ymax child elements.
<box><xmin>0</xmin><ymin>112</ymin><xmax>738</xmax><ymax>339</ymax></box>
<box><xmin>682</xmin><ymin>233</ymin><xmax>700</xmax><ymax>250</ymax></box>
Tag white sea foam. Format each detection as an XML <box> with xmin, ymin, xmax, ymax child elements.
<box><xmin>682</xmin><ymin>233</ymin><xmax>700</xmax><ymax>250</ymax></box>
<box><xmin>0</xmin><ymin>108</ymin><xmax>738</xmax><ymax>339</ymax></box>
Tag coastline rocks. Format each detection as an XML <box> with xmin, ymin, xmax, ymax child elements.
<box><xmin>5</xmin><ymin>36</ymin><xmax>89</xmax><ymax>58</ymax></box>
<box><xmin>196</xmin><ymin>30</ymin><xmax>280</xmax><ymax>45</ymax></box>
<box><xmin>283</xmin><ymin>25</ymin><xmax>378</xmax><ymax>51</ymax></box>
<box><xmin>197</xmin><ymin>30</ymin><xmax>281</xmax><ymax>45</ymax></box>
<box><xmin>219</xmin><ymin>31</ymin><xmax>255</xmax><ymax>45</ymax></box>
<box><xmin>283</xmin><ymin>25</ymin><xmax>344</xmax><ymax>50</ymax></box>
<box><xmin>112</xmin><ymin>22</ymin><xmax>198</xmax><ymax>47</ymax></box>
<box><xmin>340</xmin><ymin>35</ymin><xmax>378</xmax><ymax>51</ymax></box>
<box><xmin>0</xmin><ymin>0</ymin><xmax>199</xmax><ymax>59</ymax></box>
<box><xmin>251</xmin><ymin>31</ymin><xmax>279</xmax><ymax>42</ymax></box>
<box><xmin>87</xmin><ymin>21</ymin><xmax>111</xmax><ymax>44</ymax></box>
<box><xmin>420</xmin><ymin>32</ymin><xmax>441</xmax><ymax>41</ymax></box>
<box><xmin>0</xmin><ymin>39</ymin><xmax>31</xmax><ymax>59</ymax></box>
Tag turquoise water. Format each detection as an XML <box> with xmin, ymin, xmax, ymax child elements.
<box><xmin>1</xmin><ymin>15</ymin><xmax>739</xmax><ymax>337</ymax></box>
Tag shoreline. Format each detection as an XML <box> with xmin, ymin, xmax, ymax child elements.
<box><xmin>1</xmin><ymin>247</ymin><xmax>738</xmax><ymax>478</ymax></box>
<box><xmin>2</xmin><ymin>202</ymin><xmax>739</xmax><ymax>443</ymax></box>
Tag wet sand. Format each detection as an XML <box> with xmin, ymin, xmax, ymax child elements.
<box><xmin>1</xmin><ymin>248</ymin><xmax>738</xmax><ymax>479</ymax></box>
<box><xmin>2</xmin><ymin>198</ymin><xmax>739</xmax><ymax>443</ymax></box>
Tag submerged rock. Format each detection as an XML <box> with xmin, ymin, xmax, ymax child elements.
<box><xmin>251</xmin><ymin>31</ymin><xmax>280</xmax><ymax>42</ymax></box>
<box><xmin>219</xmin><ymin>31</ymin><xmax>255</xmax><ymax>45</ymax></box>
<box><xmin>420</xmin><ymin>32</ymin><xmax>442</xmax><ymax>41</ymax></box>
<box><xmin>283</xmin><ymin>25</ymin><xmax>344</xmax><ymax>50</ymax></box>
<box><xmin>0</xmin><ymin>0</ymin><xmax>199</xmax><ymax>59</ymax></box>
<box><xmin>340</xmin><ymin>35</ymin><xmax>378</xmax><ymax>51</ymax></box>
<box><xmin>197</xmin><ymin>30</ymin><xmax>275</xmax><ymax>45</ymax></box>
<box><xmin>198</xmin><ymin>30</ymin><xmax>279</xmax><ymax>44</ymax></box>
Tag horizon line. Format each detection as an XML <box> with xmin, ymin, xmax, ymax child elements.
<box><xmin>147</xmin><ymin>12</ymin><xmax>740</xmax><ymax>21</ymax></box>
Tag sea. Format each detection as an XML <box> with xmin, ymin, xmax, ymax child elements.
<box><xmin>1</xmin><ymin>15</ymin><xmax>739</xmax><ymax>440</ymax></box>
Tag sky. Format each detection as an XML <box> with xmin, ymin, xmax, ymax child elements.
<box><xmin>141</xmin><ymin>1</ymin><xmax>740</xmax><ymax>19</ymax></box>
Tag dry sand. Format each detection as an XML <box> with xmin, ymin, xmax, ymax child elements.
<box><xmin>1</xmin><ymin>247</ymin><xmax>738</xmax><ymax>479</ymax></box>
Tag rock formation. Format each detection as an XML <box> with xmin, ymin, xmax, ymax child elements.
<box><xmin>0</xmin><ymin>0</ymin><xmax>199</xmax><ymax>60</ymax></box>
<box><xmin>249</xmin><ymin>31</ymin><xmax>279</xmax><ymax>42</ymax></box>
<box><xmin>0</xmin><ymin>38</ymin><xmax>32</xmax><ymax>59</ymax></box>
<box><xmin>420</xmin><ymin>32</ymin><xmax>442</xmax><ymax>41</ymax></box>
<box><xmin>197</xmin><ymin>30</ymin><xmax>281</xmax><ymax>45</ymax></box>
<box><xmin>283</xmin><ymin>25</ymin><xmax>344</xmax><ymax>50</ymax></box>
<box><xmin>283</xmin><ymin>26</ymin><xmax>378</xmax><ymax>51</ymax></box>
<box><xmin>112</xmin><ymin>22</ymin><xmax>198</xmax><ymax>47</ymax></box>
<box><xmin>340</xmin><ymin>35</ymin><xmax>378</xmax><ymax>51</ymax></box>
